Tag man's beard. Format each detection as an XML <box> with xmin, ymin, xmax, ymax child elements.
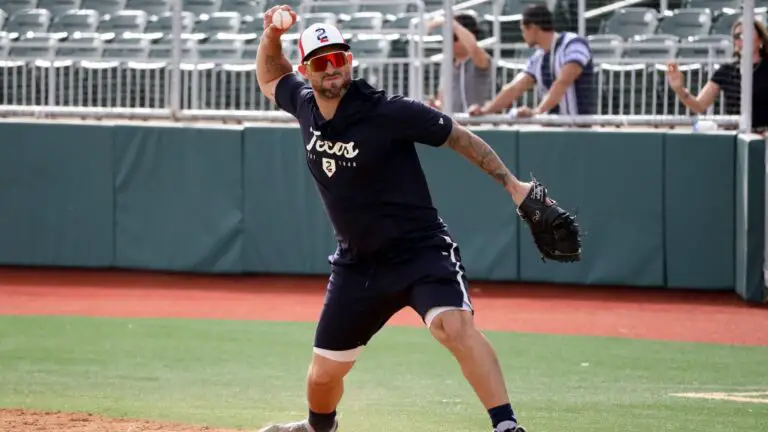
<box><xmin>314</xmin><ymin>74</ymin><xmax>351</xmax><ymax>99</ymax></box>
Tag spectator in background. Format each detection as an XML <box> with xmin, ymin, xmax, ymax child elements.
<box><xmin>666</xmin><ymin>19</ymin><xmax>768</xmax><ymax>133</ymax></box>
<box><xmin>468</xmin><ymin>4</ymin><xmax>596</xmax><ymax>118</ymax></box>
<box><xmin>427</xmin><ymin>11</ymin><xmax>493</xmax><ymax>113</ymax></box>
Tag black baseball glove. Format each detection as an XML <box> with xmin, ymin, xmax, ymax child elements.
<box><xmin>517</xmin><ymin>181</ymin><xmax>582</xmax><ymax>263</ymax></box>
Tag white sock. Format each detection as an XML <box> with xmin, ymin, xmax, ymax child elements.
<box><xmin>495</xmin><ymin>420</ymin><xmax>517</xmax><ymax>431</ymax></box>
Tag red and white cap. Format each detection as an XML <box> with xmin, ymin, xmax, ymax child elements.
<box><xmin>298</xmin><ymin>22</ymin><xmax>350</xmax><ymax>62</ymax></box>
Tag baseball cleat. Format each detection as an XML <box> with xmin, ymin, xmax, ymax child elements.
<box><xmin>496</xmin><ymin>425</ymin><xmax>528</xmax><ymax>432</ymax></box>
<box><xmin>257</xmin><ymin>419</ymin><xmax>338</xmax><ymax>432</ymax></box>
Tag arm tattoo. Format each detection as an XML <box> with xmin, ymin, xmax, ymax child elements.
<box><xmin>265</xmin><ymin>54</ymin><xmax>291</xmax><ymax>76</ymax></box>
<box><xmin>445</xmin><ymin>122</ymin><xmax>513</xmax><ymax>187</ymax></box>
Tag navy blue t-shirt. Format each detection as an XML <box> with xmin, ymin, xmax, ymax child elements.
<box><xmin>274</xmin><ymin>73</ymin><xmax>455</xmax><ymax>262</ymax></box>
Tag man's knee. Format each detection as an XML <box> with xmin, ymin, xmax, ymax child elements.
<box><xmin>308</xmin><ymin>347</ymin><xmax>359</xmax><ymax>385</ymax></box>
<box><xmin>427</xmin><ymin>308</ymin><xmax>475</xmax><ymax>351</ymax></box>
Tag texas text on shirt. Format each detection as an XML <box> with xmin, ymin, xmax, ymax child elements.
<box><xmin>524</xmin><ymin>32</ymin><xmax>596</xmax><ymax>115</ymax></box>
<box><xmin>274</xmin><ymin>72</ymin><xmax>456</xmax><ymax>262</ymax></box>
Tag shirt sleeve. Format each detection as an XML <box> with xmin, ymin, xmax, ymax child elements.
<box><xmin>523</xmin><ymin>52</ymin><xmax>541</xmax><ymax>82</ymax></box>
<box><xmin>711</xmin><ymin>63</ymin><xmax>736</xmax><ymax>89</ymax></box>
<box><xmin>562</xmin><ymin>37</ymin><xmax>592</xmax><ymax>68</ymax></box>
<box><xmin>274</xmin><ymin>73</ymin><xmax>312</xmax><ymax>117</ymax></box>
<box><xmin>385</xmin><ymin>95</ymin><xmax>454</xmax><ymax>147</ymax></box>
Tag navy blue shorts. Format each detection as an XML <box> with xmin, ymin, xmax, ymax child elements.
<box><xmin>313</xmin><ymin>234</ymin><xmax>473</xmax><ymax>355</ymax></box>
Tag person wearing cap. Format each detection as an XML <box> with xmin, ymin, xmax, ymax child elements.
<box><xmin>427</xmin><ymin>10</ymin><xmax>493</xmax><ymax>114</ymax></box>
<box><xmin>468</xmin><ymin>4</ymin><xmax>596</xmax><ymax>118</ymax></box>
<box><xmin>254</xmin><ymin>4</ymin><xmax>545</xmax><ymax>432</ymax></box>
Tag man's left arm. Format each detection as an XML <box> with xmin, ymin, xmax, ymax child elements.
<box><xmin>530</xmin><ymin>39</ymin><xmax>591</xmax><ymax>115</ymax></box>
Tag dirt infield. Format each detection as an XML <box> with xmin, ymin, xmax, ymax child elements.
<box><xmin>0</xmin><ymin>266</ymin><xmax>766</xmax><ymax>431</ymax></box>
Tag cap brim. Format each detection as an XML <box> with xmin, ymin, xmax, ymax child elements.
<box><xmin>301</xmin><ymin>42</ymin><xmax>351</xmax><ymax>62</ymax></box>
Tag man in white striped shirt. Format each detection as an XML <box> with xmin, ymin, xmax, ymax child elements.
<box><xmin>469</xmin><ymin>4</ymin><xmax>596</xmax><ymax>118</ymax></box>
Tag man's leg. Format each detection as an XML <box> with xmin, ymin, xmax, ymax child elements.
<box><xmin>259</xmin><ymin>264</ymin><xmax>407</xmax><ymax>432</ymax></box>
<box><xmin>409</xmin><ymin>235</ymin><xmax>525</xmax><ymax>432</ymax></box>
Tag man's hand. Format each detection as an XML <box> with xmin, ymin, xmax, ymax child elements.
<box><xmin>262</xmin><ymin>5</ymin><xmax>298</xmax><ymax>41</ymax></box>
<box><xmin>514</xmin><ymin>107</ymin><xmax>536</xmax><ymax>118</ymax></box>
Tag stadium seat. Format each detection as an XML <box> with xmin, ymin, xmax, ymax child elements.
<box><xmin>358</xmin><ymin>2</ymin><xmax>411</xmax><ymax>18</ymax></box>
<box><xmin>0</xmin><ymin>0</ymin><xmax>39</xmax><ymax>18</ymax></box>
<box><xmin>342</xmin><ymin>11</ymin><xmax>384</xmax><ymax>32</ymax></box>
<box><xmin>32</xmin><ymin>9</ymin><xmax>100</xmax><ymax>40</ymax></box>
<box><xmin>622</xmin><ymin>34</ymin><xmax>679</xmax><ymax>60</ymax></box>
<box><xmin>600</xmin><ymin>7</ymin><xmax>659</xmax><ymax>40</ymax></box>
<box><xmin>38</xmin><ymin>0</ymin><xmax>82</xmax><ymax>18</ymax></box>
<box><xmin>348</xmin><ymin>34</ymin><xmax>390</xmax><ymax>60</ymax></box>
<box><xmin>0</xmin><ymin>8</ymin><xmax>52</xmax><ymax>40</ymax></box>
<box><xmin>100</xmin><ymin>36</ymin><xmax>150</xmax><ymax>58</ymax></box>
<box><xmin>190</xmin><ymin>11</ymin><xmax>241</xmax><ymax>40</ymax></box>
<box><xmin>124</xmin><ymin>0</ymin><xmax>171</xmax><ymax>18</ymax></box>
<box><xmin>56</xmin><ymin>33</ymin><xmax>103</xmax><ymax>57</ymax></box>
<box><xmin>656</xmin><ymin>8</ymin><xmax>712</xmax><ymax>39</ymax></box>
<box><xmin>586</xmin><ymin>34</ymin><xmax>623</xmax><ymax>62</ymax></box>
<box><xmin>677</xmin><ymin>34</ymin><xmax>732</xmax><ymax>61</ymax></box>
<box><xmin>220</xmin><ymin>0</ymin><xmax>260</xmax><ymax>18</ymax></box>
<box><xmin>80</xmin><ymin>0</ymin><xmax>127</xmax><ymax>17</ymax></box>
<box><xmin>183</xmin><ymin>0</ymin><xmax>222</xmax><ymax>17</ymax></box>
<box><xmin>97</xmin><ymin>10</ymin><xmax>149</xmax><ymax>40</ymax></box>
<box><xmin>711</xmin><ymin>10</ymin><xmax>767</xmax><ymax>36</ymax></box>
<box><xmin>147</xmin><ymin>38</ymin><xmax>197</xmax><ymax>60</ymax></box>
<box><xmin>143</xmin><ymin>10</ymin><xmax>196</xmax><ymax>41</ymax></box>
<box><xmin>298</xmin><ymin>11</ymin><xmax>335</xmax><ymax>27</ymax></box>
<box><xmin>682</xmin><ymin>0</ymin><xmax>742</xmax><ymax>14</ymax></box>
<box><xmin>383</xmin><ymin>12</ymin><xmax>419</xmax><ymax>32</ymax></box>
<box><xmin>311</xmin><ymin>0</ymin><xmax>359</xmax><ymax>17</ymax></box>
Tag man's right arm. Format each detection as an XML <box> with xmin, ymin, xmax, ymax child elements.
<box><xmin>255</xmin><ymin>6</ymin><xmax>297</xmax><ymax>105</ymax></box>
<box><xmin>471</xmin><ymin>72</ymin><xmax>535</xmax><ymax>115</ymax></box>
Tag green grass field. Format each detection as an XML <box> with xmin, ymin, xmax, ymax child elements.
<box><xmin>1</xmin><ymin>315</ymin><xmax>767</xmax><ymax>432</ymax></box>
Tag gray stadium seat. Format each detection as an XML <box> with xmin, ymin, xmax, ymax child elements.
<box><xmin>183</xmin><ymin>0</ymin><xmax>222</xmax><ymax>16</ymax></box>
<box><xmin>348</xmin><ymin>35</ymin><xmax>390</xmax><ymax>60</ymax></box>
<box><xmin>37</xmin><ymin>0</ymin><xmax>81</xmax><ymax>18</ymax></box>
<box><xmin>220</xmin><ymin>0</ymin><xmax>259</xmax><ymax>18</ymax></box>
<box><xmin>342</xmin><ymin>11</ymin><xmax>384</xmax><ymax>32</ymax></box>
<box><xmin>298</xmin><ymin>11</ymin><xmax>335</xmax><ymax>27</ymax></box>
<box><xmin>56</xmin><ymin>33</ymin><xmax>103</xmax><ymax>57</ymax></box>
<box><xmin>80</xmin><ymin>0</ymin><xmax>126</xmax><ymax>17</ymax></box>
<box><xmin>147</xmin><ymin>38</ymin><xmax>197</xmax><ymax>59</ymax></box>
<box><xmin>358</xmin><ymin>2</ymin><xmax>411</xmax><ymax>18</ymax></box>
<box><xmin>683</xmin><ymin>0</ymin><xmax>742</xmax><ymax>13</ymax></box>
<box><xmin>144</xmin><ymin>10</ymin><xmax>196</xmax><ymax>40</ymax></box>
<box><xmin>0</xmin><ymin>8</ymin><xmax>52</xmax><ymax>40</ymax></box>
<box><xmin>98</xmin><ymin>10</ymin><xmax>149</xmax><ymax>40</ymax></box>
<box><xmin>656</xmin><ymin>8</ymin><xmax>712</xmax><ymax>39</ymax></box>
<box><xmin>100</xmin><ymin>36</ymin><xmax>150</xmax><ymax>58</ymax></box>
<box><xmin>677</xmin><ymin>34</ymin><xmax>732</xmax><ymax>61</ymax></box>
<box><xmin>47</xmin><ymin>9</ymin><xmax>100</xmax><ymax>37</ymax></box>
<box><xmin>8</xmin><ymin>37</ymin><xmax>56</xmax><ymax>58</ymax></box>
<box><xmin>600</xmin><ymin>7</ymin><xmax>660</xmax><ymax>40</ymax></box>
<box><xmin>622</xmin><ymin>34</ymin><xmax>679</xmax><ymax>61</ymax></box>
<box><xmin>0</xmin><ymin>0</ymin><xmax>39</xmax><ymax>18</ymax></box>
<box><xmin>586</xmin><ymin>34</ymin><xmax>623</xmax><ymax>62</ymax></box>
<box><xmin>237</xmin><ymin>14</ymin><xmax>261</xmax><ymax>36</ymax></box>
<box><xmin>311</xmin><ymin>0</ymin><xmax>359</xmax><ymax>17</ymax></box>
<box><xmin>197</xmin><ymin>36</ymin><xmax>243</xmax><ymax>60</ymax></box>
<box><xmin>124</xmin><ymin>0</ymin><xmax>171</xmax><ymax>17</ymax></box>
<box><xmin>190</xmin><ymin>10</ymin><xmax>241</xmax><ymax>39</ymax></box>
<box><xmin>384</xmin><ymin>12</ymin><xmax>418</xmax><ymax>32</ymax></box>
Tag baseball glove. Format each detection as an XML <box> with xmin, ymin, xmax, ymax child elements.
<box><xmin>517</xmin><ymin>181</ymin><xmax>582</xmax><ymax>263</ymax></box>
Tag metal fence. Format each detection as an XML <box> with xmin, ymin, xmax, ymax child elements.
<box><xmin>0</xmin><ymin>0</ymin><xmax>756</xmax><ymax>129</ymax></box>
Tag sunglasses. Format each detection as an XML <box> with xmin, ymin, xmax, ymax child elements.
<box><xmin>304</xmin><ymin>51</ymin><xmax>349</xmax><ymax>72</ymax></box>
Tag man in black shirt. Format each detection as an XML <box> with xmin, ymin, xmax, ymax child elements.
<box><xmin>255</xmin><ymin>6</ymin><xmax>564</xmax><ymax>432</ymax></box>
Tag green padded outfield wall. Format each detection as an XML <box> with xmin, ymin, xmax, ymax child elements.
<box><xmin>112</xmin><ymin>124</ymin><xmax>244</xmax><ymax>273</ymax></box>
<box><xmin>0</xmin><ymin>121</ymin><xmax>114</xmax><ymax>267</ymax></box>
<box><xmin>517</xmin><ymin>129</ymin><xmax>665</xmax><ymax>286</ymax></box>
<box><xmin>664</xmin><ymin>131</ymin><xmax>736</xmax><ymax>290</ymax></box>
<box><xmin>417</xmin><ymin>129</ymin><xmax>520</xmax><ymax>281</ymax></box>
<box><xmin>242</xmin><ymin>126</ymin><xmax>337</xmax><ymax>275</ymax></box>
<box><xmin>0</xmin><ymin>121</ymin><xmax>759</xmax><ymax>300</ymax></box>
<box><xmin>735</xmin><ymin>134</ymin><xmax>767</xmax><ymax>303</ymax></box>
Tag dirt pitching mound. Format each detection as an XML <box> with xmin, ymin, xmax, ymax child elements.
<box><xmin>0</xmin><ymin>409</ymin><xmax>247</xmax><ymax>432</ymax></box>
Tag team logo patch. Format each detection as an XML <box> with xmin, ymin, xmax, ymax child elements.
<box><xmin>315</xmin><ymin>28</ymin><xmax>329</xmax><ymax>43</ymax></box>
<box><xmin>322</xmin><ymin>158</ymin><xmax>336</xmax><ymax>177</ymax></box>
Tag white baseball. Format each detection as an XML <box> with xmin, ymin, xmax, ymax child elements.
<box><xmin>272</xmin><ymin>10</ymin><xmax>293</xmax><ymax>30</ymax></box>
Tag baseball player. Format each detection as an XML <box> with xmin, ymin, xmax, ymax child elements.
<box><xmin>255</xmin><ymin>5</ymin><xmax>581</xmax><ymax>432</ymax></box>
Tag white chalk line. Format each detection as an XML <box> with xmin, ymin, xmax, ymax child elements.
<box><xmin>670</xmin><ymin>391</ymin><xmax>768</xmax><ymax>404</ymax></box>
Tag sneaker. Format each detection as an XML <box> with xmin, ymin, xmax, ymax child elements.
<box><xmin>257</xmin><ymin>419</ymin><xmax>338</xmax><ymax>432</ymax></box>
